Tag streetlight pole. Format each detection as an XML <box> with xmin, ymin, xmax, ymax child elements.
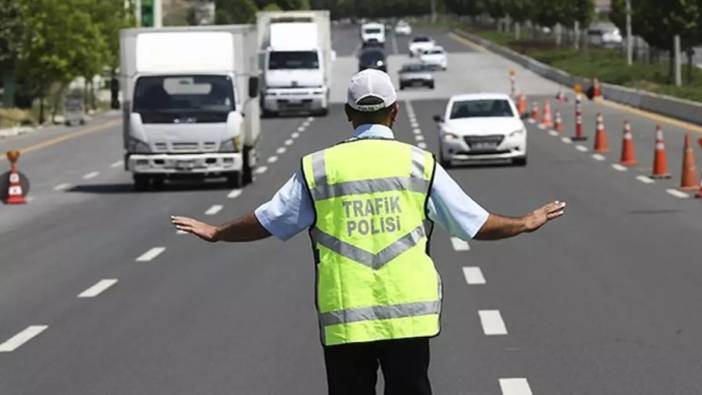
<box><xmin>626</xmin><ymin>0</ymin><xmax>633</xmax><ymax>66</ymax></box>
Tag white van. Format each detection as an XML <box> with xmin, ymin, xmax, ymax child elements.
<box><xmin>361</xmin><ymin>22</ymin><xmax>385</xmax><ymax>46</ymax></box>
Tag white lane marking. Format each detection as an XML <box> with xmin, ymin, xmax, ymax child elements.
<box><xmin>284</xmin><ymin>139</ymin><xmax>293</xmax><ymax>146</ymax></box>
<box><xmin>255</xmin><ymin>166</ymin><xmax>268</xmax><ymax>175</ymax></box>
<box><xmin>548</xmin><ymin>130</ymin><xmax>559</xmax><ymax>136</ymax></box>
<box><xmin>592</xmin><ymin>154</ymin><xmax>606</xmax><ymax>161</ymax></box>
<box><xmin>205</xmin><ymin>205</ymin><xmax>223</xmax><ymax>215</ymax></box>
<box><xmin>53</xmin><ymin>183</ymin><xmax>71</xmax><ymax>191</ymax></box>
<box><xmin>499</xmin><ymin>378</ymin><xmax>533</xmax><ymax>395</ymax></box>
<box><xmin>611</xmin><ymin>164</ymin><xmax>628</xmax><ymax>172</ymax></box>
<box><xmin>136</xmin><ymin>247</ymin><xmax>166</xmax><ymax>262</ymax></box>
<box><xmin>176</xmin><ymin>230</ymin><xmax>188</xmax><ymax>235</ymax></box>
<box><xmin>538</xmin><ymin>124</ymin><xmax>546</xmax><ymax>130</ymax></box>
<box><xmin>82</xmin><ymin>171</ymin><xmax>99</xmax><ymax>180</ymax></box>
<box><xmin>560</xmin><ymin>137</ymin><xmax>572</xmax><ymax>144</ymax></box>
<box><xmin>478</xmin><ymin>310</ymin><xmax>508</xmax><ymax>335</ymax></box>
<box><xmin>417</xmin><ymin>142</ymin><xmax>427</xmax><ymax>149</ymax></box>
<box><xmin>413</xmin><ymin>128</ymin><xmax>422</xmax><ymax>135</ymax></box>
<box><xmin>575</xmin><ymin>145</ymin><xmax>588</xmax><ymax>152</ymax></box>
<box><xmin>415</xmin><ymin>135</ymin><xmax>425</xmax><ymax>142</ymax></box>
<box><xmin>78</xmin><ymin>279</ymin><xmax>118</xmax><ymax>298</ymax></box>
<box><xmin>297</xmin><ymin>126</ymin><xmax>306</xmax><ymax>132</ymax></box>
<box><xmin>527</xmin><ymin>119</ymin><xmax>536</xmax><ymax>124</ymax></box>
<box><xmin>0</xmin><ymin>325</ymin><xmax>48</xmax><ymax>353</ymax></box>
<box><xmin>276</xmin><ymin>147</ymin><xmax>286</xmax><ymax>155</ymax></box>
<box><xmin>636</xmin><ymin>175</ymin><xmax>655</xmax><ymax>184</ymax></box>
<box><xmin>667</xmin><ymin>189</ymin><xmax>690</xmax><ymax>199</ymax></box>
<box><xmin>227</xmin><ymin>189</ymin><xmax>242</xmax><ymax>199</ymax></box>
<box><xmin>110</xmin><ymin>160</ymin><xmax>124</xmax><ymax>168</ymax></box>
<box><xmin>462</xmin><ymin>267</ymin><xmax>485</xmax><ymax>285</ymax></box>
<box><xmin>26</xmin><ymin>196</ymin><xmax>35</xmax><ymax>203</ymax></box>
<box><xmin>267</xmin><ymin>156</ymin><xmax>278</xmax><ymax>163</ymax></box>
<box><xmin>450</xmin><ymin>237</ymin><xmax>470</xmax><ymax>251</ymax></box>
<box><xmin>410</xmin><ymin>122</ymin><xmax>419</xmax><ymax>128</ymax></box>
<box><xmin>291</xmin><ymin>132</ymin><xmax>300</xmax><ymax>139</ymax></box>
<box><xmin>307</xmin><ymin>116</ymin><xmax>315</xmax><ymax>122</ymax></box>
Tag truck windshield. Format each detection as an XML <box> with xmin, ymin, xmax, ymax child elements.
<box><xmin>364</xmin><ymin>28</ymin><xmax>382</xmax><ymax>34</ymax></box>
<box><xmin>269</xmin><ymin>51</ymin><xmax>319</xmax><ymax>70</ymax></box>
<box><xmin>133</xmin><ymin>75</ymin><xmax>234</xmax><ymax>123</ymax></box>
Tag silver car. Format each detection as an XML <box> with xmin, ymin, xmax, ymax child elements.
<box><xmin>399</xmin><ymin>63</ymin><xmax>434</xmax><ymax>90</ymax></box>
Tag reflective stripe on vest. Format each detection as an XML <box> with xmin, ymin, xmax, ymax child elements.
<box><xmin>302</xmin><ymin>139</ymin><xmax>441</xmax><ymax>346</ymax></box>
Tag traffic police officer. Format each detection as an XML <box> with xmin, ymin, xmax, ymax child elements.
<box><xmin>171</xmin><ymin>69</ymin><xmax>566</xmax><ymax>395</ymax></box>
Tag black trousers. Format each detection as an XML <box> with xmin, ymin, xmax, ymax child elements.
<box><xmin>323</xmin><ymin>337</ymin><xmax>432</xmax><ymax>395</ymax></box>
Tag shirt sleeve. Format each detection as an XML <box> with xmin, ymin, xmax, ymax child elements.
<box><xmin>254</xmin><ymin>171</ymin><xmax>315</xmax><ymax>241</ymax></box>
<box><xmin>427</xmin><ymin>164</ymin><xmax>490</xmax><ymax>240</ymax></box>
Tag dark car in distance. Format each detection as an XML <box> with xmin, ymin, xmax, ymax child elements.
<box><xmin>358</xmin><ymin>47</ymin><xmax>387</xmax><ymax>72</ymax></box>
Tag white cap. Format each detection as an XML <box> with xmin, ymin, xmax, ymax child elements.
<box><xmin>347</xmin><ymin>69</ymin><xmax>397</xmax><ymax>112</ymax></box>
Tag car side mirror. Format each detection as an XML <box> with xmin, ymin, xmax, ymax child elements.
<box><xmin>433</xmin><ymin>115</ymin><xmax>443</xmax><ymax>123</ymax></box>
<box><xmin>248</xmin><ymin>76</ymin><xmax>259</xmax><ymax>99</ymax></box>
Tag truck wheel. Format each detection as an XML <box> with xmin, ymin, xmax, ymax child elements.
<box><xmin>513</xmin><ymin>156</ymin><xmax>528</xmax><ymax>166</ymax></box>
<box><xmin>242</xmin><ymin>147</ymin><xmax>253</xmax><ymax>185</ymax></box>
<box><xmin>133</xmin><ymin>174</ymin><xmax>150</xmax><ymax>191</ymax></box>
<box><xmin>226</xmin><ymin>171</ymin><xmax>243</xmax><ymax>188</ymax></box>
<box><xmin>317</xmin><ymin>108</ymin><xmax>329</xmax><ymax>117</ymax></box>
<box><xmin>152</xmin><ymin>177</ymin><xmax>165</xmax><ymax>190</ymax></box>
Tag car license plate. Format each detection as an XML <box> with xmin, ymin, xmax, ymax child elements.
<box><xmin>472</xmin><ymin>142</ymin><xmax>498</xmax><ymax>150</ymax></box>
<box><xmin>175</xmin><ymin>159</ymin><xmax>195</xmax><ymax>170</ymax></box>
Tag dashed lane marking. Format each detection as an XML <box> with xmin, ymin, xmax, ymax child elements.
<box><xmin>575</xmin><ymin>145</ymin><xmax>588</xmax><ymax>152</ymax></box>
<box><xmin>227</xmin><ymin>189</ymin><xmax>242</xmax><ymax>199</ymax></box>
<box><xmin>417</xmin><ymin>142</ymin><xmax>427</xmax><ymax>149</ymax></box>
<box><xmin>205</xmin><ymin>205</ymin><xmax>223</xmax><ymax>215</ymax></box>
<box><xmin>78</xmin><ymin>279</ymin><xmax>118</xmax><ymax>298</ymax></box>
<box><xmin>636</xmin><ymin>175</ymin><xmax>655</xmax><ymax>184</ymax></box>
<box><xmin>450</xmin><ymin>237</ymin><xmax>470</xmax><ymax>251</ymax></box>
<box><xmin>527</xmin><ymin>119</ymin><xmax>536</xmax><ymax>124</ymax></box>
<box><xmin>276</xmin><ymin>147</ymin><xmax>286</xmax><ymax>155</ymax></box>
<box><xmin>666</xmin><ymin>189</ymin><xmax>690</xmax><ymax>199</ymax></box>
<box><xmin>110</xmin><ymin>160</ymin><xmax>124</xmax><ymax>168</ymax></box>
<box><xmin>255</xmin><ymin>166</ymin><xmax>268</xmax><ymax>175</ymax></box>
<box><xmin>284</xmin><ymin>139</ymin><xmax>294</xmax><ymax>146</ymax></box>
<box><xmin>307</xmin><ymin>116</ymin><xmax>315</xmax><ymax>122</ymax></box>
<box><xmin>499</xmin><ymin>378</ymin><xmax>533</xmax><ymax>395</ymax></box>
<box><xmin>538</xmin><ymin>124</ymin><xmax>546</xmax><ymax>130</ymax></box>
<box><xmin>291</xmin><ymin>132</ymin><xmax>300</xmax><ymax>139</ymax></box>
<box><xmin>560</xmin><ymin>137</ymin><xmax>572</xmax><ymax>144</ymax></box>
<box><xmin>53</xmin><ymin>183</ymin><xmax>71</xmax><ymax>191</ymax></box>
<box><xmin>592</xmin><ymin>154</ymin><xmax>606</xmax><ymax>161</ymax></box>
<box><xmin>415</xmin><ymin>135</ymin><xmax>425</xmax><ymax>142</ymax></box>
<box><xmin>0</xmin><ymin>325</ymin><xmax>49</xmax><ymax>353</ymax></box>
<box><xmin>549</xmin><ymin>130</ymin><xmax>559</xmax><ymax>136</ymax></box>
<box><xmin>297</xmin><ymin>126</ymin><xmax>306</xmax><ymax>132</ymax></box>
<box><xmin>611</xmin><ymin>164</ymin><xmax>628</xmax><ymax>172</ymax></box>
<box><xmin>462</xmin><ymin>267</ymin><xmax>485</xmax><ymax>285</ymax></box>
<box><xmin>136</xmin><ymin>247</ymin><xmax>166</xmax><ymax>262</ymax></box>
<box><xmin>267</xmin><ymin>156</ymin><xmax>278</xmax><ymax>163</ymax></box>
<box><xmin>413</xmin><ymin>128</ymin><xmax>422</xmax><ymax>135</ymax></box>
<box><xmin>82</xmin><ymin>171</ymin><xmax>99</xmax><ymax>180</ymax></box>
<box><xmin>478</xmin><ymin>310</ymin><xmax>508</xmax><ymax>335</ymax></box>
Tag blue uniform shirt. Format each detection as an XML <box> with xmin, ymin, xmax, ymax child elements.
<box><xmin>255</xmin><ymin>124</ymin><xmax>489</xmax><ymax>241</ymax></box>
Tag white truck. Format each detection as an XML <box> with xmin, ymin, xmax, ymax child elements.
<box><xmin>119</xmin><ymin>25</ymin><xmax>260</xmax><ymax>190</ymax></box>
<box><xmin>257</xmin><ymin>11</ymin><xmax>333</xmax><ymax>117</ymax></box>
<box><xmin>361</xmin><ymin>22</ymin><xmax>386</xmax><ymax>46</ymax></box>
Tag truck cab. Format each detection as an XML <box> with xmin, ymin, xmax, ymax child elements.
<box><xmin>361</xmin><ymin>22</ymin><xmax>386</xmax><ymax>46</ymax></box>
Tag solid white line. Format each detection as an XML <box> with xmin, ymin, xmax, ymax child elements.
<box><xmin>53</xmin><ymin>183</ymin><xmax>71</xmax><ymax>191</ymax></box>
<box><xmin>548</xmin><ymin>130</ymin><xmax>559</xmax><ymax>136</ymax></box>
<box><xmin>478</xmin><ymin>310</ymin><xmax>508</xmax><ymax>335</ymax></box>
<box><xmin>592</xmin><ymin>154</ymin><xmax>606</xmax><ymax>161</ymax></box>
<box><xmin>462</xmin><ymin>267</ymin><xmax>485</xmax><ymax>285</ymax></box>
<box><xmin>255</xmin><ymin>166</ymin><xmax>268</xmax><ymax>174</ymax></box>
<box><xmin>78</xmin><ymin>279</ymin><xmax>118</xmax><ymax>298</ymax></box>
<box><xmin>82</xmin><ymin>171</ymin><xmax>99</xmax><ymax>180</ymax></box>
<box><xmin>276</xmin><ymin>147</ymin><xmax>286</xmax><ymax>155</ymax></box>
<box><xmin>227</xmin><ymin>189</ymin><xmax>242</xmax><ymax>199</ymax></box>
<box><xmin>561</xmin><ymin>137</ymin><xmax>572</xmax><ymax>144</ymax></box>
<box><xmin>136</xmin><ymin>247</ymin><xmax>166</xmax><ymax>262</ymax></box>
<box><xmin>291</xmin><ymin>132</ymin><xmax>300</xmax><ymax>139</ymax></box>
<box><xmin>110</xmin><ymin>160</ymin><xmax>124</xmax><ymax>168</ymax></box>
<box><xmin>636</xmin><ymin>175</ymin><xmax>655</xmax><ymax>184</ymax></box>
<box><xmin>575</xmin><ymin>145</ymin><xmax>588</xmax><ymax>152</ymax></box>
<box><xmin>284</xmin><ymin>139</ymin><xmax>293</xmax><ymax>146</ymax></box>
<box><xmin>205</xmin><ymin>204</ymin><xmax>223</xmax><ymax>215</ymax></box>
<box><xmin>415</xmin><ymin>135</ymin><xmax>425</xmax><ymax>142</ymax></box>
<box><xmin>267</xmin><ymin>156</ymin><xmax>278</xmax><ymax>163</ymax></box>
<box><xmin>450</xmin><ymin>237</ymin><xmax>470</xmax><ymax>251</ymax></box>
<box><xmin>611</xmin><ymin>164</ymin><xmax>628</xmax><ymax>172</ymax></box>
<box><xmin>0</xmin><ymin>325</ymin><xmax>48</xmax><ymax>353</ymax></box>
<box><xmin>666</xmin><ymin>189</ymin><xmax>690</xmax><ymax>199</ymax></box>
<box><xmin>417</xmin><ymin>142</ymin><xmax>427</xmax><ymax>149</ymax></box>
<box><xmin>413</xmin><ymin>128</ymin><xmax>422</xmax><ymax>135</ymax></box>
<box><xmin>499</xmin><ymin>378</ymin><xmax>533</xmax><ymax>395</ymax></box>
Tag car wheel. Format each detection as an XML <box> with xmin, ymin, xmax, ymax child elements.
<box><xmin>399</xmin><ymin>84</ymin><xmax>405</xmax><ymax>90</ymax></box>
<box><xmin>428</xmin><ymin>82</ymin><xmax>435</xmax><ymax>89</ymax></box>
<box><xmin>513</xmin><ymin>156</ymin><xmax>528</xmax><ymax>166</ymax></box>
<box><xmin>438</xmin><ymin>143</ymin><xmax>452</xmax><ymax>168</ymax></box>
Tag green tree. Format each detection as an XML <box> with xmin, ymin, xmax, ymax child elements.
<box><xmin>215</xmin><ymin>0</ymin><xmax>258</xmax><ymax>24</ymax></box>
<box><xmin>0</xmin><ymin>0</ymin><xmax>27</xmax><ymax>107</ymax></box>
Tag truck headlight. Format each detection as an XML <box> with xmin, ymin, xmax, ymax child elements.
<box><xmin>128</xmin><ymin>137</ymin><xmax>151</xmax><ymax>153</ymax></box>
<box><xmin>220</xmin><ymin>136</ymin><xmax>240</xmax><ymax>152</ymax></box>
<box><xmin>509</xmin><ymin>128</ymin><xmax>526</xmax><ymax>138</ymax></box>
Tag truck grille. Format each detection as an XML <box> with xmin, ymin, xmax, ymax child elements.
<box><xmin>152</xmin><ymin>141</ymin><xmax>218</xmax><ymax>153</ymax></box>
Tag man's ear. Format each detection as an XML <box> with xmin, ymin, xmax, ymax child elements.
<box><xmin>344</xmin><ymin>104</ymin><xmax>353</xmax><ymax>122</ymax></box>
<box><xmin>390</xmin><ymin>102</ymin><xmax>400</xmax><ymax>123</ymax></box>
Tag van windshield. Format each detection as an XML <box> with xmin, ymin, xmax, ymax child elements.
<box><xmin>133</xmin><ymin>75</ymin><xmax>234</xmax><ymax>124</ymax></box>
<box><xmin>269</xmin><ymin>51</ymin><xmax>319</xmax><ymax>70</ymax></box>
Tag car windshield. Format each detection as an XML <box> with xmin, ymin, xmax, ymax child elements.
<box><xmin>364</xmin><ymin>28</ymin><xmax>382</xmax><ymax>34</ymax></box>
<box><xmin>413</xmin><ymin>37</ymin><xmax>430</xmax><ymax>42</ymax></box>
<box><xmin>269</xmin><ymin>51</ymin><xmax>319</xmax><ymax>70</ymax></box>
<box><xmin>401</xmin><ymin>64</ymin><xmax>429</xmax><ymax>72</ymax></box>
<box><xmin>450</xmin><ymin>99</ymin><xmax>514</xmax><ymax>119</ymax></box>
<box><xmin>425</xmin><ymin>49</ymin><xmax>444</xmax><ymax>55</ymax></box>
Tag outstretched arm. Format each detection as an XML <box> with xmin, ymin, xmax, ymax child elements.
<box><xmin>170</xmin><ymin>212</ymin><xmax>271</xmax><ymax>242</ymax></box>
<box><xmin>474</xmin><ymin>201</ymin><xmax>566</xmax><ymax>241</ymax></box>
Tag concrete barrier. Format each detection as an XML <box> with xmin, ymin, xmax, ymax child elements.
<box><xmin>454</xmin><ymin>29</ymin><xmax>702</xmax><ymax>126</ymax></box>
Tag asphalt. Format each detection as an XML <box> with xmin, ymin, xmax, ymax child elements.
<box><xmin>2</xmin><ymin>25</ymin><xmax>702</xmax><ymax>395</ymax></box>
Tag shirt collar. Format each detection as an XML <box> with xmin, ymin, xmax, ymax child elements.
<box><xmin>354</xmin><ymin>124</ymin><xmax>395</xmax><ymax>139</ymax></box>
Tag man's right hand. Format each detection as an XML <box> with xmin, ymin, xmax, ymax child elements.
<box><xmin>170</xmin><ymin>216</ymin><xmax>219</xmax><ymax>242</ymax></box>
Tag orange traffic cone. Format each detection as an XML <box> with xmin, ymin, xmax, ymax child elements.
<box><xmin>619</xmin><ymin>121</ymin><xmax>637</xmax><ymax>166</ymax></box>
<box><xmin>592</xmin><ymin>78</ymin><xmax>602</xmax><ymax>98</ymax></box>
<box><xmin>555</xmin><ymin>90</ymin><xmax>568</xmax><ymax>104</ymax></box>
<box><xmin>553</xmin><ymin>110</ymin><xmax>562</xmax><ymax>133</ymax></box>
<box><xmin>593</xmin><ymin>113</ymin><xmax>609</xmax><ymax>153</ymax></box>
<box><xmin>651</xmin><ymin>125</ymin><xmax>671</xmax><ymax>179</ymax></box>
<box><xmin>680</xmin><ymin>133</ymin><xmax>698</xmax><ymax>190</ymax></box>
<box><xmin>541</xmin><ymin>100</ymin><xmax>553</xmax><ymax>128</ymax></box>
<box><xmin>517</xmin><ymin>94</ymin><xmax>527</xmax><ymax>117</ymax></box>
<box><xmin>572</xmin><ymin>94</ymin><xmax>587</xmax><ymax>141</ymax></box>
<box><xmin>530</xmin><ymin>102</ymin><xmax>539</xmax><ymax>122</ymax></box>
<box><xmin>4</xmin><ymin>150</ymin><xmax>27</xmax><ymax>205</ymax></box>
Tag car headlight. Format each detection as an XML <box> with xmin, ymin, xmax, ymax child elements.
<box><xmin>128</xmin><ymin>137</ymin><xmax>151</xmax><ymax>153</ymax></box>
<box><xmin>509</xmin><ymin>128</ymin><xmax>526</xmax><ymax>138</ymax></box>
<box><xmin>443</xmin><ymin>130</ymin><xmax>460</xmax><ymax>140</ymax></box>
<box><xmin>220</xmin><ymin>136</ymin><xmax>240</xmax><ymax>152</ymax></box>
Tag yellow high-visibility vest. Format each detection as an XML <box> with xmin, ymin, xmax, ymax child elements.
<box><xmin>301</xmin><ymin>138</ymin><xmax>441</xmax><ymax>346</ymax></box>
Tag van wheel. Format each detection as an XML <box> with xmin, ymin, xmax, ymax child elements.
<box><xmin>133</xmin><ymin>174</ymin><xmax>150</xmax><ymax>191</ymax></box>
